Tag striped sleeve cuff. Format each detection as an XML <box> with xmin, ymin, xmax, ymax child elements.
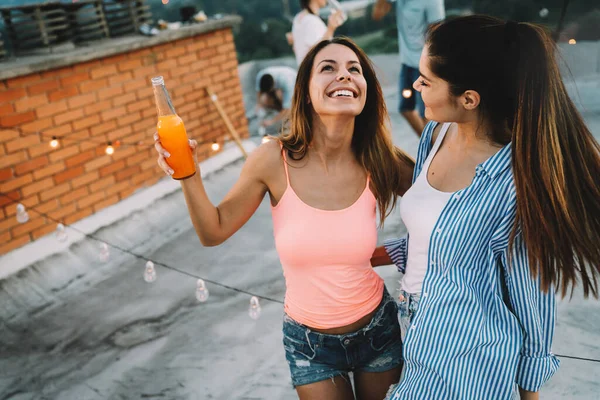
<box><xmin>383</xmin><ymin>237</ymin><xmax>408</xmax><ymax>274</ymax></box>
<box><xmin>516</xmin><ymin>354</ymin><xmax>560</xmax><ymax>392</ymax></box>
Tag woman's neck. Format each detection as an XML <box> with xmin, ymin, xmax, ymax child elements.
<box><xmin>309</xmin><ymin>116</ymin><xmax>355</xmax><ymax>172</ymax></box>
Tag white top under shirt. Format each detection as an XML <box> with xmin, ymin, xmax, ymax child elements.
<box><xmin>399</xmin><ymin>123</ymin><xmax>452</xmax><ymax>294</ymax></box>
<box><xmin>292</xmin><ymin>11</ymin><xmax>327</xmax><ymax>65</ymax></box>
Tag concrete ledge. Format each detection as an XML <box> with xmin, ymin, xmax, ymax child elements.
<box><xmin>0</xmin><ymin>15</ymin><xmax>242</xmax><ymax>81</ymax></box>
<box><xmin>0</xmin><ymin>139</ymin><xmax>257</xmax><ymax>281</ymax></box>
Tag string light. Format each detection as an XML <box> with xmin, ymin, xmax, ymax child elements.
<box><xmin>144</xmin><ymin>261</ymin><xmax>157</xmax><ymax>283</ymax></box>
<box><xmin>211</xmin><ymin>141</ymin><xmax>220</xmax><ymax>151</ymax></box>
<box><xmin>55</xmin><ymin>223</ymin><xmax>68</xmax><ymax>242</ymax></box>
<box><xmin>569</xmin><ymin>39</ymin><xmax>576</xmax><ymax>45</ymax></box>
<box><xmin>261</xmin><ymin>135</ymin><xmax>271</xmax><ymax>144</ymax></box>
<box><xmin>539</xmin><ymin>8</ymin><xmax>549</xmax><ymax>18</ymax></box>
<box><xmin>105</xmin><ymin>142</ymin><xmax>115</xmax><ymax>155</ymax></box>
<box><xmin>16</xmin><ymin>203</ymin><xmax>29</xmax><ymax>223</ymax></box>
<box><xmin>249</xmin><ymin>296</ymin><xmax>262</xmax><ymax>320</ymax></box>
<box><xmin>195</xmin><ymin>279</ymin><xmax>209</xmax><ymax>302</ymax></box>
<box><xmin>99</xmin><ymin>242</ymin><xmax>110</xmax><ymax>262</ymax></box>
<box><xmin>402</xmin><ymin>89</ymin><xmax>412</xmax><ymax>99</ymax></box>
<box><xmin>50</xmin><ymin>136</ymin><xmax>59</xmax><ymax>148</ymax></box>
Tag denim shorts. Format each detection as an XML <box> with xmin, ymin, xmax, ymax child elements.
<box><xmin>282</xmin><ymin>287</ymin><xmax>403</xmax><ymax>387</ymax></box>
<box><xmin>399</xmin><ymin>64</ymin><xmax>425</xmax><ymax>117</ymax></box>
<box><xmin>397</xmin><ymin>290</ymin><xmax>421</xmax><ymax>341</ymax></box>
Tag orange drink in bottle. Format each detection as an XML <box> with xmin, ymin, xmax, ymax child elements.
<box><xmin>152</xmin><ymin>76</ymin><xmax>196</xmax><ymax>180</ymax></box>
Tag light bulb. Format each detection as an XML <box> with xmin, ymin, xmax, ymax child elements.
<box><xmin>144</xmin><ymin>261</ymin><xmax>157</xmax><ymax>283</ymax></box>
<box><xmin>261</xmin><ymin>135</ymin><xmax>270</xmax><ymax>144</ymax></box>
<box><xmin>211</xmin><ymin>141</ymin><xmax>220</xmax><ymax>151</ymax></box>
<box><xmin>402</xmin><ymin>89</ymin><xmax>412</xmax><ymax>99</ymax></box>
<box><xmin>99</xmin><ymin>242</ymin><xmax>110</xmax><ymax>262</ymax></box>
<box><xmin>539</xmin><ymin>8</ymin><xmax>549</xmax><ymax>18</ymax></box>
<box><xmin>210</xmin><ymin>94</ymin><xmax>218</xmax><ymax>102</ymax></box>
<box><xmin>50</xmin><ymin>136</ymin><xmax>59</xmax><ymax>148</ymax></box>
<box><xmin>249</xmin><ymin>296</ymin><xmax>262</xmax><ymax>320</ymax></box>
<box><xmin>16</xmin><ymin>203</ymin><xmax>29</xmax><ymax>223</ymax></box>
<box><xmin>569</xmin><ymin>39</ymin><xmax>576</xmax><ymax>45</ymax></box>
<box><xmin>55</xmin><ymin>223</ymin><xmax>68</xmax><ymax>242</ymax></box>
<box><xmin>105</xmin><ymin>142</ymin><xmax>114</xmax><ymax>155</ymax></box>
<box><xmin>195</xmin><ymin>279</ymin><xmax>209</xmax><ymax>302</ymax></box>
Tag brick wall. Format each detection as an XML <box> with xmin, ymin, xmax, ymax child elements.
<box><xmin>0</xmin><ymin>27</ymin><xmax>248</xmax><ymax>255</ymax></box>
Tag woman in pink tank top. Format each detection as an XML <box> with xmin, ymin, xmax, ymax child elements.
<box><xmin>154</xmin><ymin>37</ymin><xmax>414</xmax><ymax>399</ymax></box>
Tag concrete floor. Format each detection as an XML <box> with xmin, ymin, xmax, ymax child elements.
<box><xmin>0</xmin><ymin>54</ymin><xmax>599</xmax><ymax>400</ymax></box>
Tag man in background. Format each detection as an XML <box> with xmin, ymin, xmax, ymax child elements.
<box><xmin>255</xmin><ymin>66</ymin><xmax>297</xmax><ymax>131</ymax></box>
<box><xmin>373</xmin><ymin>0</ymin><xmax>445</xmax><ymax>136</ymax></box>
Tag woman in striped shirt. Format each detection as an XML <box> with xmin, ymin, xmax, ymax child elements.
<box><xmin>372</xmin><ymin>15</ymin><xmax>600</xmax><ymax>400</ymax></box>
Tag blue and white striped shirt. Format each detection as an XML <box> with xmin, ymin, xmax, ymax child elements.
<box><xmin>385</xmin><ymin>122</ymin><xmax>560</xmax><ymax>399</ymax></box>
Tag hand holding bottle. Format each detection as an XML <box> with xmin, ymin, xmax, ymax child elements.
<box><xmin>154</xmin><ymin>133</ymin><xmax>198</xmax><ymax>177</ymax></box>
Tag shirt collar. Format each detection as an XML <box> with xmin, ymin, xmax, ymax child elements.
<box><xmin>477</xmin><ymin>142</ymin><xmax>512</xmax><ymax>179</ymax></box>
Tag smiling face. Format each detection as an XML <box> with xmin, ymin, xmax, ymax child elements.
<box><xmin>308</xmin><ymin>43</ymin><xmax>367</xmax><ymax>118</ymax></box>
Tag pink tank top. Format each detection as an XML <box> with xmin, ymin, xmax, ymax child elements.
<box><xmin>271</xmin><ymin>145</ymin><xmax>384</xmax><ymax>329</ymax></box>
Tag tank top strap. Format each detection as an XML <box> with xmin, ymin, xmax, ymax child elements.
<box><xmin>279</xmin><ymin>141</ymin><xmax>290</xmax><ymax>185</ymax></box>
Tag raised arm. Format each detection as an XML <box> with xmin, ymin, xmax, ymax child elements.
<box><xmin>156</xmin><ymin>137</ymin><xmax>279</xmax><ymax>246</ymax></box>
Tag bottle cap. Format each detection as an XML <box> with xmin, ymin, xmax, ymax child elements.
<box><xmin>151</xmin><ymin>76</ymin><xmax>165</xmax><ymax>86</ymax></box>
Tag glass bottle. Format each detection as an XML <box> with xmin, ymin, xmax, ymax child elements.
<box><xmin>151</xmin><ymin>76</ymin><xmax>196</xmax><ymax>180</ymax></box>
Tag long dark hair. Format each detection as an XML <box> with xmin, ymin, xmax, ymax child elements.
<box><xmin>300</xmin><ymin>0</ymin><xmax>313</xmax><ymax>14</ymax></box>
<box><xmin>281</xmin><ymin>37</ymin><xmax>413</xmax><ymax>226</ymax></box>
<box><xmin>426</xmin><ymin>15</ymin><xmax>600</xmax><ymax>298</ymax></box>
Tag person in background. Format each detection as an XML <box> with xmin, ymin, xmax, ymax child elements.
<box><xmin>255</xmin><ymin>66</ymin><xmax>297</xmax><ymax>131</ymax></box>
<box><xmin>372</xmin><ymin>0</ymin><xmax>445</xmax><ymax>136</ymax></box>
<box><xmin>372</xmin><ymin>15</ymin><xmax>600</xmax><ymax>399</ymax></box>
<box><xmin>292</xmin><ymin>0</ymin><xmax>345</xmax><ymax>65</ymax></box>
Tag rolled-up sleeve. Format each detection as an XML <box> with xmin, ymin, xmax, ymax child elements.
<box><xmin>384</xmin><ymin>236</ymin><xmax>408</xmax><ymax>273</ymax></box>
<box><xmin>501</xmin><ymin>232</ymin><xmax>560</xmax><ymax>392</ymax></box>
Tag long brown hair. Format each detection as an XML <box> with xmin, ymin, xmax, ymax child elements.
<box><xmin>280</xmin><ymin>37</ymin><xmax>412</xmax><ymax>225</ymax></box>
<box><xmin>426</xmin><ymin>15</ymin><xmax>600</xmax><ymax>298</ymax></box>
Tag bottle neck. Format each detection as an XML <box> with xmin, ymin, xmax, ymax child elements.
<box><xmin>153</xmin><ymin>84</ymin><xmax>177</xmax><ymax>117</ymax></box>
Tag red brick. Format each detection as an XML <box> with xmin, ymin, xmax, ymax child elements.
<box><xmin>31</xmin><ymin>224</ymin><xmax>58</xmax><ymax>240</ymax></box>
<box><xmin>1</xmin><ymin>111</ymin><xmax>36</xmax><ymax>127</ymax></box>
<box><xmin>27</xmin><ymin>80</ymin><xmax>60</xmax><ymax>96</ymax></box>
<box><xmin>90</xmin><ymin>65</ymin><xmax>118</xmax><ymax>80</ymax></box>
<box><xmin>84</xmin><ymin>100</ymin><xmax>111</xmax><ymax>116</ymax></box>
<box><xmin>0</xmin><ymin>173</ymin><xmax>33</xmax><ymax>192</ymax></box>
<box><xmin>132</xmin><ymin>66</ymin><xmax>157</xmax><ymax>80</ymax></box>
<box><xmin>98</xmin><ymin>86</ymin><xmax>124</xmax><ymax>101</ymax></box>
<box><xmin>6</xmin><ymin>74</ymin><xmax>42</xmax><ymax>89</ymax></box>
<box><xmin>99</xmin><ymin>160</ymin><xmax>125</xmax><ymax>177</ymax></box>
<box><xmin>118</xmin><ymin>59</ymin><xmax>143</xmax><ymax>72</ymax></box>
<box><xmin>21</xmin><ymin>118</ymin><xmax>54</xmax><ymax>134</ymax></box>
<box><xmin>49</xmin><ymin>145</ymin><xmax>79</xmax><ymax>163</ymax></box>
<box><xmin>54</xmin><ymin>109</ymin><xmax>84</xmax><ymax>125</ymax></box>
<box><xmin>0</xmin><ymin>88</ymin><xmax>27</xmax><ymax>103</ymax></box>
<box><xmin>108</xmin><ymin>72</ymin><xmax>133</xmax><ymax>86</ymax></box>
<box><xmin>0</xmin><ymin>103</ymin><xmax>15</xmax><ymax>116</ymax></box>
<box><xmin>5</xmin><ymin>134</ymin><xmax>40</xmax><ymax>153</ymax></box>
<box><xmin>126</xmin><ymin>99</ymin><xmax>152</xmax><ymax>113</ymax></box>
<box><xmin>21</xmin><ymin>177</ymin><xmax>54</xmax><ymax>197</ymax></box>
<box><xmin>105</xmin><ymin>180</ymin><xmax>130</xmax><ymax>196</ymax></box>
<box><xmin>0</xmin><ymin>190</ymin><xmax>20</xmax><ymax>208</ymax></box>
<box><xmin>117</xmin><ymin>112</ymin><xmax>142</xmax><ymax>127</ymax></box>
<box><xmin>65</xmin><ymin>149</ymin><xmax>95</xmax><ymax>168</ymax></box>
<box><xmin>14</xmin><ymin>94</ymin><xmax>48</xmax><ymax>113</ymax></box>
<box><xmin>48</xmin><ymin>86</ymin><xmax>79</xmax><ymax>102</ymax></box>
<box><xmin>90</xmin><ymin>120</ymin><xmax>117</xmax><ymax>136</ymax></box>
<box><xmin>41</xmin><ymin>66</ymin><xmax>73</xmax><ymax>79</ymax></box>
<box><xmin>125</xmin><ymin>151</ymin><xmax>148</xmax><ymax>167</ymax></box>
<box><xmin>113</xmin><ymin>93</ymin><xmax>136</xmax><ymax>107</ymax></box>
<box><xmin>0</xmin><ymin>168</ymin><xmax>13</xmax><ymax>181</ymax></box>
<box><xmin>11</xmin><ymin>215</ymin><xmax>47</xmax><ymax>237</ymax></box>
<box><xmin>73</xmin><ymin>115</ymin><xmax>101</xmax><ymax>131</ymax></box>
<box><xmin>60</xmin><ymin>72</ymin><xmax>90</xmax><ymax>87</ymax></box>
<box><xmin>40</xmin><ymin>182</ymin><xmax>71</xmax><ymax>202</ymax></box>
<box><xmin>59</xmin><ymin>186</ymin><xmax>89</xmax><ymax>204</ymax></box>
<box><xmin>34</xmin><ymin>162</ymin><xmax>66</xmax><ymax>180</ymax></box>
<box><xmin>93</xmin><ymin>195</ymin><xmax>119</xmax><ymax>212</ymax></box>
<box><xmin>89</xmin><ymin>175</ymin><xmax>115</xmax><ymax>192</ymax></box>
<box><xmin>46</xmin><ymin>203</ymin><xmax>77</xmax><ymax>221</ymax></box>
<box><xmin>14</xmin><ymin>156</ymin><xmax>49</xmax><ymax>176</ymax></box>
<box><xmin>72</xmin><ymin>171</ymin><xmax>99</xmax><ymax>188</ymax></box>
<box><xmin>79</xmin><ymin>78</ymin><xmax>108</xmax><ymax>94</ymax></box>
<box><xmin>101</xmin><ymin>107</ymin><xmax>126</xmax><ymax>122</ymax></box>
<box><xmin>84</xmin><ymin>155</ymin><xmax>111</xmax><ymax>172</ymax></box>
<box><xmin>115</xmin><ymin>165</ymin><xmax>140</xmax><ymax>181</ymax></box>
<box><xmin>64</xmin><ymin>207</ymin><xmax>94</xmax><ymax>225</ymax></box>
<box><xmin>54</xmin><ymin>165</ymin><xmax>84</xmax><ymax>184</ymax></box>
<box><xmin>0</xmin><ymin>235</ymin><xmax>31</xmax><ymax>256</ymax></box>
<box><xmin>67</xmin><ymin>93</ymin><xmax>96</xmax><ymax>108</ymax></box>
<box><xmin>101</xmin><ymin>53</ymin><xmax>128</xmax><ymax>65</ymax></box>
<box><xmin>77</xmin><ymin>191</ymin><xmax>105</xmax><ymax>209</ymax></box>
<box><xmin>37</xmin><ymin>101</ymin><xmax>69</xmax><ymax>118</ymax></box>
